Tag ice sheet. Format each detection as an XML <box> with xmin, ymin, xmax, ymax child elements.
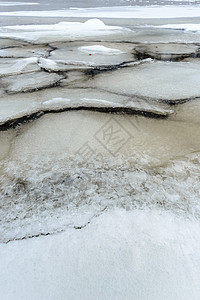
<box><xmin>0</xmin><ymin>57</ymin><xmax>40</xmax><ymax>77</ymax></box>
<box><xmin>1</xmin><ymin>71</ymin><xmax>64</xmax><ymax>93</ymax></box>
<box><xmin>1</xmin><ymin>5</ymin><xmax>200</xmax><ymax>18</ymax></box>
<box><xmin>0</xmin><ymin>45</ymin><xmax>51</xmax><ymax>58</ymax></box>
<box><xmin>86</xmin><ymin>61</ymin><xmax>200</xmax><ymax>102</ymax></box>
<box><xmin>0</xmin><ymin>87</ymin><xmax>173</xmax><ymax>125</ymax></box>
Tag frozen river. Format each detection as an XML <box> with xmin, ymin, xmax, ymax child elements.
<box><xmin>0</xmin><ymin>1</ymin><xmax>200</xmax><ymax>300</ymax></box>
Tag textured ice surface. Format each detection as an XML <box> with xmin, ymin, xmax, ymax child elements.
<box><xmin>0</xmin><ymin>57</ymin><xmax>40</xmax><ymax>77</ymax></box>
<box><xmin>134</xmin><ymin>43</ymin><xmax>200</xmax><ymax>61</ymax></box>
<box><xmin>86</xmin><ymin>61</ymin><xmax>200</xmax><ymax>102</ymax></box>
<box><xmin>0</xmin><ymin>38</ymin><xmax>28</xmax><ymax>49</ymax></box>
<box><xmin>0</xmin><ymin>45</ymin><xmax>51</xmax><ymax>58</ymax></box>
<box><xmin>2</xmin><ymin>109</ymin><xmax>200</xmax><ymax>168</ymax></box>
<box><xmin>0</xmin><ymin>87</ymin><xmax>173</xmax><ymax>126</ymax></box>
<box><xmin>1</xmin><ymin>137</ymin><xmax>200</xmax><ymax>243</ymax></box>
<box><xmin>1</xmin><ymin>71</ymin><xmax>64</xmax><ymax>94</ymax></box>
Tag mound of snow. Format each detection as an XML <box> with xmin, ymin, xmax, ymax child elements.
<box><xmin>0</xmin><ymin>19</ymin><xmax>128</xmax><ymax>43</ymax></box>
<box><xmin>78</xmin><ymin>45</ymin><xmax>124</xmax><ymax>55</ymax></box>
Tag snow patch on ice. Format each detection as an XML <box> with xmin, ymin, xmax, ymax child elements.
<box><xmin>0</xmin><ymin>19</ymin><xmax>128</xmax><ymax>43</ymax></box>
<box><xmin>43</xmin><ymin>98</ymin><xmax>71</xmax><ymax>106</ymax></box>
<box><xmin>78</xmin><ymin>45</ymin><xmax>125</xmax><ymax>55</ymax></box>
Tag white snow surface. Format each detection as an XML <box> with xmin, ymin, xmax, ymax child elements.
<box><xmin>0</xmin><ymin>209</ymin><xmax>200</xmax><ymax>300</ymax></box>
<box><xmin>78</xmin><ymin>45</ymin><xmax>125</xmax><ymax>55</ymax></box>
<box><xmin>0</xmin><ymin>1</ymin><xmax>38</xmax><ymax>6</ymax></box>
<box><xmin>1</xmin><ymin>5</ymin><xmax>200</xmax><ymax>18</ymax></box>
<box><xmin>0</xmin><ymin>19</ymin><xmax>128</xmax><ymax>43</ymax></box>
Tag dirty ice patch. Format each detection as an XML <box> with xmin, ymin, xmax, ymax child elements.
<box><xmin>0</xmin><ymin>19</ymin><xmax>129</xmax><ymax>43</ymax></box>
<box><xmin>1</xmin><ymin>5</ymin><xmax>200</xmax><ymax>18</ymax></box>
<box><xmin>78</xmin><ymin>45</ymin><xmax>125</xmax><ymax>55</ymax></box>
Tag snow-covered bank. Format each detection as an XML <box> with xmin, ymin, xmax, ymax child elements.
<box><xmin>0</xmin><ymin>209</ymin><xmax>200</xmax><ymax>300</ymax></box>
<box><xmin>1</xmin><ymin>5</ymin><xmax>200</xmax><ymax>18</ymax></box>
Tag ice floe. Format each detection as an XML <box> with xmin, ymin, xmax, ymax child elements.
<box><xmin>0</xmin><ymin>57</ymin><xmax>40</xmax><ymax>77</ymax></box>
<box><xmin>0</xmin><ymin>45</ymin><xmax>51</xmax><ymax>58</ymax></box>
<box><xmin>39</xmin><ymin>47</ymin><xmax>133</xmax><ymax>70</ymax></box>
<box><xmin>1</xmin><ymin>71</ymin><xmax>64</xmax><ymax>94</ymax></box>
<box><xmin>85</xmin><ymin>61</ymin><xmax>200</xmax><ymax>102</ymax></box>
<box><xmin>1</xmin><ymin>107</ymin><xmax>199</xmax><ymax>167</ymax></box>
<box><xmin>0</xmin><ymin>87</ymin><xmax>174</xmax><ymax>128</ymax></box>
<box><xmin>133</xmin><ymin>43</ymin><xmax>200</xmax><ymax>61</ymax></box>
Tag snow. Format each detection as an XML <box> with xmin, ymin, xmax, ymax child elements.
<box><xmin>0</xmin><ymin>209</ymin><xmax>200</xmax><ymax>300</ymax></box>
<box><xmin>38</xmin><ymin>57</ymin><xmax>59</xmax><ymax>70</ymax></box>
<box><xmin>43</xmin><ymin>98</ymin><xmax>71</xmax><ymax>106</ymax></box>
<box><xmin>0</xmin><ymin>19</ymin><xmax>128</xmax><ymax>43</ymax></box>
<box><xmin>1</xmin><ymin>5</ymin><xmax>200</xmax><ymax>18</ymax></box>
<box><xmin>0</xmin><ymin>1</ymin><xmax>38</xmax><ymax>6</ymax></box>
<box><xmin>78</xmin><ymin>45</ymin><xmax>125</xmax><ymax>55</ymax></box>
